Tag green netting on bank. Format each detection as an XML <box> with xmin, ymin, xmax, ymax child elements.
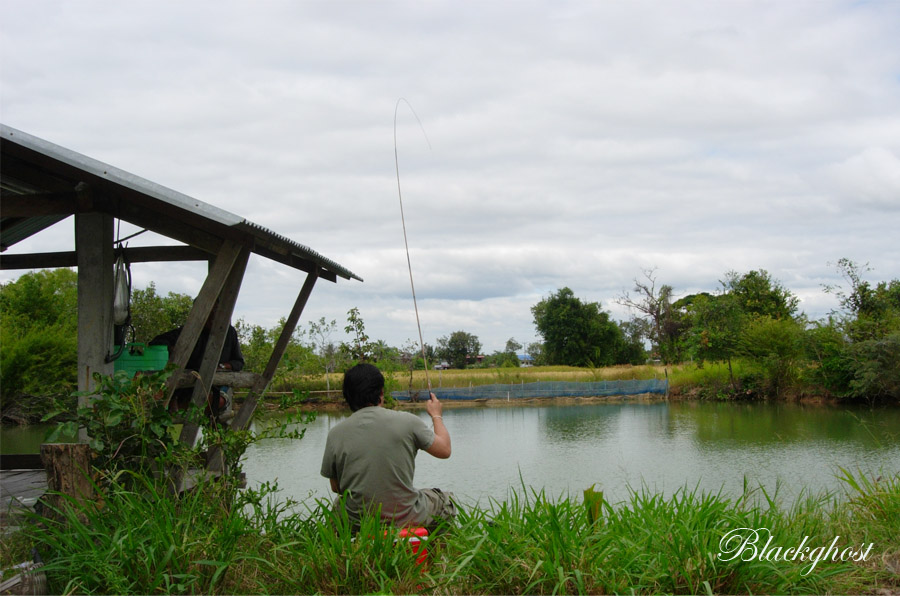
<box><xmin>391</xmin><ymin>379</ymin><xmax>668</xmax><ymax>401</ymax></box>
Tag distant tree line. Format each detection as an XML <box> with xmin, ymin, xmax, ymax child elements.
<box><xmin>606</xmin><ymin>261</ymin><xmax>900</xmax><ymax>401</ymax></box>
<box><xmin>2</xmin><ymin>258</ymin><xmax>898</xmax><ymax>417</ymax></box>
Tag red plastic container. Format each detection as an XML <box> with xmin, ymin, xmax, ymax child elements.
<box><xmin>396</xmin><ymin>527</ymin><xmax>429</xmax><ymax>568</ymax></box>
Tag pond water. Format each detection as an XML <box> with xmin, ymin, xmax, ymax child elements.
<box><xmin>241</xmin><ymin>400</ymin><xmax>900</xmax><ymax>509</ymax></box>
<box><xmin>5</xmin><ymin>400</ymin><xmax>898</xmax><ymax>509</ymax></box>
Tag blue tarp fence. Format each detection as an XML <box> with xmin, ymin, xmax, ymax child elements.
<box><xmin>391</xmin><ymin>378</ymin><xmax>668</xmax><ymax>401</ymax></box>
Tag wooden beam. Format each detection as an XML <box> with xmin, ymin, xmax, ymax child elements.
<box><xmin>251</xmin><ymin>243</ymin><xmax>339</xmax><ymax>283</ymax></box>
<box><xmin>0</xmin><ymin>251</ymin><xmax>77</xmax><ymax>269</ymax></box>
<box><xmin>187</xmin><ymin>245</ymin><xmax>248</xmax><ymax>413</ymax></box>
<box><xmin>0</xmin><ymin>245</ymin><xmax>213</xmax><ymax>271</ymax></box>
<box><xmin>0</xmin><ymin>245</ymin><xmax>213</xmax><ymax>270</ymax></box>
<box><xmin>164</xmin><ymin>239</ymin><xmax>242</xmax><ymax>386</ymax></box>
<box><xmin>178</xmin><ymin>245</ymin><xmax>250</xmax><ymax>478</ymax></box>
<box><xmin>175</xmin><ymin>243</ymin><xmax>249</xmax><ymax>448</ymax></box>
<box><xmin>124</xmin><ymin>245</ymin><xmax>213</xmax><ymax>263</ymax></box>
<box><xmin>0</xmin><ymin>191</ymin><xmax>79</xmax><ymax>217</ymax></box>
<box><xmin>112</xmin><ymin>196</ymin><xmax>229</xmax><ymax>256</ymax></box>
<box><xmin>231</xmin><ymin>269</ymin><xmax>319</xmax><ymax>431</ymax></box>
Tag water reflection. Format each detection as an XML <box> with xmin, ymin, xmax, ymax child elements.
<box><xmin>673</xmin><ymin>401</ymin><xmax>899</xmax><ymax>446</ymax></box>
<box><xmin>540</xmin><ymin>402</ymin><xmax>621</xmax><ymax>441</ymax></box>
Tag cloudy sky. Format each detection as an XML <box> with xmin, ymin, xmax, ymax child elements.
<box><xmin>2</xmin><ymin>1</ymin><xmax>899</xmax><ymax>354</ymax></box>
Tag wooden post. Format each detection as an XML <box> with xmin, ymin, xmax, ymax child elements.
<box><xmin>40</xmin><ymin>443</ymin><xmax>94</xmax><ymax>516</ymax></box>
<box><xmin>75</xmin><ymin>203</ymin><xmax>114</xmax><ymax>443</ymax></box>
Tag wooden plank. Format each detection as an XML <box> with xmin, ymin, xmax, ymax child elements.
<box><xmin>170</xmin><ymin>369</ymin><xmax>262</xmax><ymax>389</ymax></box>
<box><xmin>231</xmin><ymin>269</ymin><xmax>318</xmax><ymax>431</ymax></box>
<box><xmin>0</xmin><ymin>470</ymin><xmax>47</xmax><ymax>520</ymax></box>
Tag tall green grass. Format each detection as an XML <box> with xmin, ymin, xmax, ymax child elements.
<box><xmin>6</xmin><ymin>470</ymin><xmax>897</xmax><ymax>594</ymax></box>
<box><xmin>436</xmin><ymin>484</ymin><xmax>851</xmax><ymax>595</ymax></box>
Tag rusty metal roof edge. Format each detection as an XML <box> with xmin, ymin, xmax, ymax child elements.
<box><xmin>236</xmin><ymin>221</ymin><xmax>362</xmax><ymax>282</ymax></box>
<box><xmin>1</xmin><ymin>124</ymin><xmax>361</xmax><ymax>282</ymax></box>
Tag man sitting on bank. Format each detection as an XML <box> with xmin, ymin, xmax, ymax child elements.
<box><xmin>320</xmin><ymin>363</ymin><xmax>457</xmax><ymax>531</ymax></box>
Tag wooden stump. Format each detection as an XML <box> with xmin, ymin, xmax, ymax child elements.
<box><xmin>39</xmin><ymin>443</ymin><xmax>94</xmax><ymax>516</ymax></box>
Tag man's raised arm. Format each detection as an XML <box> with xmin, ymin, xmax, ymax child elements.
<box><xmin>425</xmin><ymin>393</ymin><xmax>451</xmax><ymax>459</ymax></box>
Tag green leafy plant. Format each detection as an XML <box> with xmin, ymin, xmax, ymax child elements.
<box><xmin>45</xmin><ymin>369</ymin><xmax>184</xmax><ymax>483</ymax></box>
<box><xmin>45</xmin><ymin>367</ymin><xmax>314</xmax><ymax>492</ymax></box>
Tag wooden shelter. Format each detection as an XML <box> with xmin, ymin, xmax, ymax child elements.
<box><xmin>1</xmin><ymin>124</ymin><xmax>361</xmax><ymax>472</ymax></box>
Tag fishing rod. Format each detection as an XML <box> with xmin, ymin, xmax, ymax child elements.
<box><xmin>394</xmin><ymin>98</ymin><xmax>433</xmax><ymax>395</ymax></box>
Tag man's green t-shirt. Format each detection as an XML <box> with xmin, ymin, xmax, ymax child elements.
<box><xmin>320</xmin><ymin>406</ymin><xmax>435</xmax><ymax>526</ymax></box>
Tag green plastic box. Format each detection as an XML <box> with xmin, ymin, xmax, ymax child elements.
<box><xmin>114</xmin><ymin>343</ymin><xmax>169</xmax><ymax>375</ymax></box>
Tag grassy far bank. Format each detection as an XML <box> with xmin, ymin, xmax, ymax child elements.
<box><xmin>1</xmin><ymin>469</ymin><xmax>897</xmax><ymax>595</ymax></box>
<box><xmin>264</xmin><ymin>361</ymin><xmax>763</xmax><ymax>404</ymax></box>
<box><xmin>0</xmin><ymin>359</ymin><xmax>876</xmax><ymax>425</ymax></box>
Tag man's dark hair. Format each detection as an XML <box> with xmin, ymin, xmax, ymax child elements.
<box><xmin>342</xmin><ymin>363</ymin><xmax>385</xmax><ymax>411</ymax></box>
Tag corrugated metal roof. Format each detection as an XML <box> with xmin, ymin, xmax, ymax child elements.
<box><xmin>0</xmin><ymin>124</ymin><xmax>361</xmax><ymax>282</ymax></box>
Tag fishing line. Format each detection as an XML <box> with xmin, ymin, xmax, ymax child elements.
<box><xmin>394</xmin><ymin>98</ymin><xmax>433</xmax><ymax>393</ymax></box>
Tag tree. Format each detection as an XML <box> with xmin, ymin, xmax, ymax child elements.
<box><xmin>482</xmin><ymin>338</ymin><xmax>522</xmax><ymax>368</ymax></box>
<box><xmin>532</xmin><ymin>287</ymin><xmax>622</xmax><ymax>367</ymax></box>
<box><xmin>341</xmin><ymin>307</ymin><xmax>376</xmax><ymax>363</ymax></box>
<box><xmin>616</xmin><ymin>320</ymin><xmax>647</xmax><ymax>365</ymax></box>
<box><xmin>484</xmin><ymin>337</ymin><xmax>523</xmax><ymax>368</ymax></box>
<box><xmin>812</xmin><ymin>259</ymin><xmax>900</xmax><ymax>400</ymax></box>
<box><xmin>234</xmin><ymin>318</ymin><xmax>276</xmax><ymax>373</ymax></box>
<box><xmin>234</xmin><ymin>316</ymin><xmax>316</xmax><ymax>383</ymax></box>
<box><xmin>824</xmin><ymin>258</ymin><xmax>900</xmax><ymax>341</ymax></box>
<box><xmin>617</xmin><ymin>268</ymin><xmax>683</xmax><ymax>363</ymax></box>
<box><xmin>738</xmin><ymin>316</ymin><xmax>806</xmax><ymax>397</ymax></box>
<box><xmin>308</xmin><ymin>317</ymin><xmax>339</xmax><ymax>391</ymax></box>
<box><xmin>130</xmin><ymin>282</ymin><xmax>193</xmax><ymax>342</ymax></box>
<box><xmin>1</xmin><ymin>269</ymin><xmax>79</xmax><ymax>406</ymax></box>
<box><xmin>681</xmin><ymin>293</ymin><xmax>743</xmax><ymax>387</ymax></box>
<box><xmin>436</xmin><ymin>331</ymin><xmax>481</xmax><ymax>369</ymax></box>
<box><xmin>525</xmin><ymin>341</ymin><xmax>544</xmax><ymax>366</ymax></box>
<box><xmin>504</xmin><ymin>338</ymin><xmax>522</xmax><ymax>354</ymax></box>
<box><xmin>0</xmin><ymin>268</ymin><xmax>78</xmax><ymax>330</ymax></box>
<box><xmin>721</xmin><ymin>269</ymin><xmax>799</xmax><ymax>320</ymax></box>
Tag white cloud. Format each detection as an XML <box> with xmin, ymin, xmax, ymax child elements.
<box><xmin>826</xmin><ymin>147</ymin><xmax>900</xmax><ymax>211</ymax></box>
<box><xmin>2</xmin><ymin>0</ymin><xmax>899</xmax><ymax>353</ymax></box>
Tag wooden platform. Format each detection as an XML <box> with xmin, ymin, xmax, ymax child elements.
<box><xmin>1</xmin><ymin>467</ymin><xmax>47</xmax><ymax>534</ymax></box>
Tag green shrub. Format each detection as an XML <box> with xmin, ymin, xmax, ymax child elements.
<box><xmin>0</xmin><ymin>323</ymin><xmax>77</xmax><ymax>408</ymax></box>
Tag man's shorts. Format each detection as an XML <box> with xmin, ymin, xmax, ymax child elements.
<box><xmin>330</xmin><ymin>487</ymin><xmax>458</xmax><ymax>531</ymax></box>
<box><xmin>420</xmin><ymin>487</ymin><xmax>458</xmax><ymax>530</ymax></box>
